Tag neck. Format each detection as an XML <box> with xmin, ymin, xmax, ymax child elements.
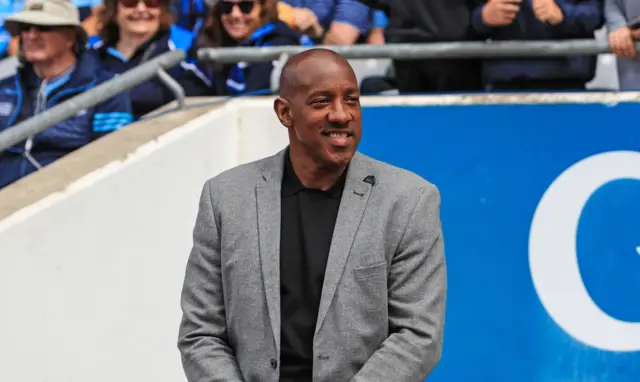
<box><xmin>33</xmin><ymin>51</ymin><xmax>77</xmax><ymax>80</ymax></box>
<box><xmin>288</xmin><ymin>145</ymin><xmax>347</xmax><ymax>191</ymax></box>
<box><xmin>116</xmin><ymin>29</ymin><xmax>157</xmax><ymax>59</ymax></box>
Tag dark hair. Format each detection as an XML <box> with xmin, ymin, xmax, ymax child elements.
<box><xmin>197</xmin><ymin>0</ymin><xmax>273</xmax><ymax>49</ymax></box>
<box><xmin>97</xmin><ymin>0</ymin><xmax>174</xmax><ymax>46</ymax></box>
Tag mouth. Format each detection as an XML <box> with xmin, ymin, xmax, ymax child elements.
<box><xmin>127</xmin><ymin>14</ymin><xmax>155</xmax><ymax>21</ymax></box>
<box><xmin>227</xmin><ymin>22</ymin><xmax>248</xmax><ymax>31</ymax></box>
<box><xmin>321</xmin><ymin>131</ymin><xmax>353</xmax><ymax>147</ymax></box>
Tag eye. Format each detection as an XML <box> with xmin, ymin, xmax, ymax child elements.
<box><xmin>346</xmin><ymin>96</ymin><xmax>360</xmax><ymax>104</ymax></box>
<box><xmin>311</xmin><ymin>98</ymin><xmax>330</xmax><ymax>106</ymax></box>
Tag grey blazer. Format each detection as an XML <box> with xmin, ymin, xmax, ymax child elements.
<box><xmin>178</xmin><ymin>148</ymin><xmax>447</xmax><ymax>382</ymax></box>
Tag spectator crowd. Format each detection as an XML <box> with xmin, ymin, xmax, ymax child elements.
<box><xmin>0</xmin><ymin>0</ymin><xmax>639</xmax><ymax>188</ymax></box>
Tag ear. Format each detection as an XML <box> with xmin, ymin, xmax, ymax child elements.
<box><xmin>273</xmin><ymin>97</ymin><xmax>293</xmax><ymax>128</ymax></box>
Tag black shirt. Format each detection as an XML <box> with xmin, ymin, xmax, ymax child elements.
<box><xmin>279</xmin><ymin>152</ymin><xmax>347</xmax><ymax>382</ymax></box>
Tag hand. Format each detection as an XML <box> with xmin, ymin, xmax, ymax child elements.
<box><xmin>532</xmin><ymin>0</ymin><xmax>564</xmax><ymax>25</ymax></box>
<box><xmin>367</xmin><ymin>30</ymin><xmax>385</xmax><ymax>45</ymax></box>
<box><xmin>293</xmin><ymin>7</ymin><xmax>324</xmax><ymax>38</ymax></box>
<box><xmin>609</xmin><ymin>27</ymin><xmax>636</xmax><ymax>58</ymax></box>
<box><xmin>482</xmin><ymin>0</ymin><xmax>521</xmax><ymax>27</ymax></box>
<box><xmin>293</xmin><ymin>8</ymin><xmax>318</xmax><ymax>32</ymax></box>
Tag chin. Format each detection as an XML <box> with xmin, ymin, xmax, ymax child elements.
<box><xmin>324</xmin><ymin>149</ymin><xmax>355</xmax><ymax>168</ymax></box>
<box><xmin>128</xmin><ymin>21</ymin><xmax>157</xmax><ymax>33</ymax></box>
<box><xmin>23</xmin><ymin>52</ymin><xmax>47</xmax><ymax>62</ymax></box>
<box><xmin>227</xmin><ymin>30</ymin><xmax>248</xmax><ymax>40</ymax></box>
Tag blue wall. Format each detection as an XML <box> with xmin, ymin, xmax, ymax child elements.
<box><xmin>359</xmin><ymin>103</ymin><xmax>640</xmax><ymax>381</ymax></box>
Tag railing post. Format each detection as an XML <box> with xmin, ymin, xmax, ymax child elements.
<box><xmin>156</xmin><ymin>67</ymin><xmax>186</xmax><ymax>110</ymax></box>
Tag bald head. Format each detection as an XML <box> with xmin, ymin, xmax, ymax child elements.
<box><xmin>279</xmin><ymin>48</ymin><xmax>357</xmax><ymax>99</ymax></box>
<box><xmin>272</xmin><ymin>48</ymin><xmax>362</xmax><ymax>174</ymax></box>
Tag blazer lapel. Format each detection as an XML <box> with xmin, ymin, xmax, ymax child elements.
<box><xmin>256</xmin><ymin>149</ymin><xmax>286</xmax><ymax>352</ymax></box>
<box><xmin>315</xmin><ymin>152</ymin><xmax>373</xmax><ymax>334</ymax></box>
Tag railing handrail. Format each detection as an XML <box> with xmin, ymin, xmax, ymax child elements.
<box><xmin>0</xmin><ymin>49</ymin><xmax>186</xmax><ymax>154</ymax></box>
<box><xmin>197</xmin><ymin>39</ymin><xmax>634</xmax><ymax>63</ymax></box>
<box><xmin>0</xmin><ymin>39</ymin><xmax>631</xmax><ymax>153</ymax></box>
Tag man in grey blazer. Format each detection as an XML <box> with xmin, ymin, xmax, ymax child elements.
<box><xmin>178</xmin><ymin>48</ymin><xmax>447</xmax><ymax>382</ymax></box>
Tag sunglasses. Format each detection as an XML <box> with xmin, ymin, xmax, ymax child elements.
<box><xmin>219</xmin><ymin>0</ymin><xmax>257</xmax><ymax>15</ymax></box>
<box><xmin>18</xmin><ymin>24</ymin><xmax>59</xmax><ymax>33</ymax></box>
<box><xmin>119</xmin><ymin>0</ymin><xmax>160</xmax><ymax>8</ymax></box>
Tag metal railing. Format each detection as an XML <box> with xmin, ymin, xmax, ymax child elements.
<box><xmin>198</xmin><ymin>39</ymin><xmax>632</xmax><ymax>63</ymax></box>
<box><xmin>0</xmin><ymin>39</ymin><xmax>633</xmax><ymax>154</ymax></box>
<box><xmin>0</xmin><ymin>49</ymin><xmax>186</xmax><ymax>154</ymax></box>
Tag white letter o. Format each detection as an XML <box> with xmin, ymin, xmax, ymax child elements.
<box><xmin>529</xmin><ymin>150</ymin><xmax>640</xmax><ymax>352</ymax></box>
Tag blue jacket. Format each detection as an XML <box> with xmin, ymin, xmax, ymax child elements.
<box><xmin>186</xmin><ymin>21</ymin><xmax>314</xmax><ymax>96</ymax></box>
<box><xmin>472</xmin><ymin>0</ymin><xmax>603</xmax><ymax>85</ymax></box>
<box><xmin>0</xmin><ymin>49</ymin><xmax>133</xmax><ymax>189</ymax></box>
<box><xmin>174</xmin><ymin>0</ymin><xmax>208</xmax><ymax>35</ymax></box>
<box><xmin>89</xmin><ymin>25</ymin><xmax>211</xmax><ymax>119</ymax></box>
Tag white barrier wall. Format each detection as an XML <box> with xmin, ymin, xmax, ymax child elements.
<box><xmin>1</xmin><ymin>93</ymin><xmax>638</xmax><ymax>382</ymax></box>
<box><xmin>0</xmin><ymin>100</ymin><xmax>288</xmax><ymax>382</ymax></box>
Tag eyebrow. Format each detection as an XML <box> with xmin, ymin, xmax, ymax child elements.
<box><xmin>306</xmin><ymin>87</ymin><xmax>360</xmax><ymax>99</ymax></box>
<box><xmin>307</xmin><ymin>90</ymin><xmax>333</xmax><ymax>99</ymax></box>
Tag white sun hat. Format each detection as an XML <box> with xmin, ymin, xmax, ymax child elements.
<box><xmin>4</xmin><ymin>0</ymin><xmax>88</xmax><ymax>44</ymax></box>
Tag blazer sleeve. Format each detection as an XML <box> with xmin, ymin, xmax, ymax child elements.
<box><xmin>178</xmin><ymin>180</ymin><xmax>245</xmax><ymax>382</ymax></box>
<box><xmin>350</xmin><ymin>184</ymin><xmax>447</xmax><ymax>382</ymax></box>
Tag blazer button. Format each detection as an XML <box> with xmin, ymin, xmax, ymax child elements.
<box><xmin>270</xmin><ymin>358</ymin><xmax>278</xmax><ymax>369</ymax></box>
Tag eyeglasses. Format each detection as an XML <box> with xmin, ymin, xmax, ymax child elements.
<box><xmin>219</xmin><ymin>0</ymin><xmax>256</xmax><ymax>15</ymax></box>
<box><xmin>119</xmin><ymin>0</ymin><xmax>160</xmax><ymax>8</ymax></box>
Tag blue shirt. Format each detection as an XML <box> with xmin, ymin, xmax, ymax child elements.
<box><xmin>283</xmin><ymin>0</ymin><xmax>371</xmax><ymax>36</ymax></box>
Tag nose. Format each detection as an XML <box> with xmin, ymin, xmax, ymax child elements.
<box><xmin>327</xmin><ymin>101</ymin><xmax>352</xmax><ymax>125</ymax></box>
<box><xmin>21</xmin><ymin>26</ymin><xmax>39</xmax><ymax>38</ymax></box>
<box><xmin>135</xmin><ymin>0</ymin><xmax>147</xmax><ymax>11</ymax></box>
<box><xmin>230</xmin><ymin>4</ymin><xmax>243</xmax><ymax>17</ymax></box>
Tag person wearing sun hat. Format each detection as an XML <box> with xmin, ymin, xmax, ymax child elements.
<box><xmin>0</xmin><ymin>0</ymin><xmax>134</xmax><ymax>189</ymax></box>
<box><xmin>4</xmin><ymin>0</ymin><xmax>89</xmax><ymax>45</ymax></box>
<box><xmin>0</xmin><ymin>0</ymin><xmax>105</xmax><ymax>58</ymax></box>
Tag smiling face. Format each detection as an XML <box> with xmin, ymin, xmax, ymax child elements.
<box><xmin>116</xmin><ymin>0</ymin><xmax>161</xmax><ymax>37</ymax></box>
<box><xmin>20</xmin><ymin>25</ymin><xmax>75</xmax><ymax>63</ymax></box>
<box><xmin>274</xmin><ymin>51</ymin><xmax>362</xmax><ymax>171</ymax></box>
<box><xmin>219</xmin><ymin>0</ymin><xmax>263</xmax><ymax>42</ymax></box>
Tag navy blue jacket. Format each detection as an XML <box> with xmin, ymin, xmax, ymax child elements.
<box><xmin>89</xmin><ymin>25</ymin><xmax>211</xmax><ymax>119</ymax></box>
<box><xmin>0</xmin><ymin>50</ymin><xmax>133</xmax><ymax>189</ymax></box>
<box><xmin>174</xmin><ymin>0</ymin><xmax>208</xmax><ymax>35</ymax></box>
<box><xmin>186</xmin><ymin>21</ymin><xmax>314</xmax><ymax>96</ymax></box>
<box><xmin>471</xmin><ymin>0</ymin><xmax>603</xmax><ymax>85</ymax></box>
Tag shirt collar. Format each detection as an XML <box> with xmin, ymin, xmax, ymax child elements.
<box><xmin>281</xmin><ymin>149</ymin><xmax>347</xmax><ymax>199</ymax></box>
<box><xmin>25</xmin><ymin>63</ymin><xmax>75</xmax><ymax>93</ymax></box>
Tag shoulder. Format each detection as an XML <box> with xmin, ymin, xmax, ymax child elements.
<box><xmin>205</xmin><ymin>154</ymin><xmax>274</xmax><ymax>192</ymax></box>
<box><xmin>76</xmin><ymin>48</ymin><xmax>114</xmax><ymax>84</ymax></box>
<box><xmin>358</xmin><ymin>152</ymin><xmax>439</xmax><ymax>199</ymax></box>
<box><xmin>87</xmin><ymin>35</ymin><xmax>103</xmax><ymax>49</ymax></box>
<box><xmin>0</xmin><ymin>73</ymin><xmax>15</xmax><ymax>89</ymax></box>
<box><xmin>94</xmin><ymin>62</ymin><xmax>116</xmax><ymax>82</ymax></box>
<box><xmin>265</xmin><ymin>21</ymin><xmax>310</xmax><ymax>46</ymax></box>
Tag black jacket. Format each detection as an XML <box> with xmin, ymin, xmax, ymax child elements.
<box><xmin>356</xmin><ymin>0</ymin><xmax>477</xmax><ymax>43</ymax></box>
